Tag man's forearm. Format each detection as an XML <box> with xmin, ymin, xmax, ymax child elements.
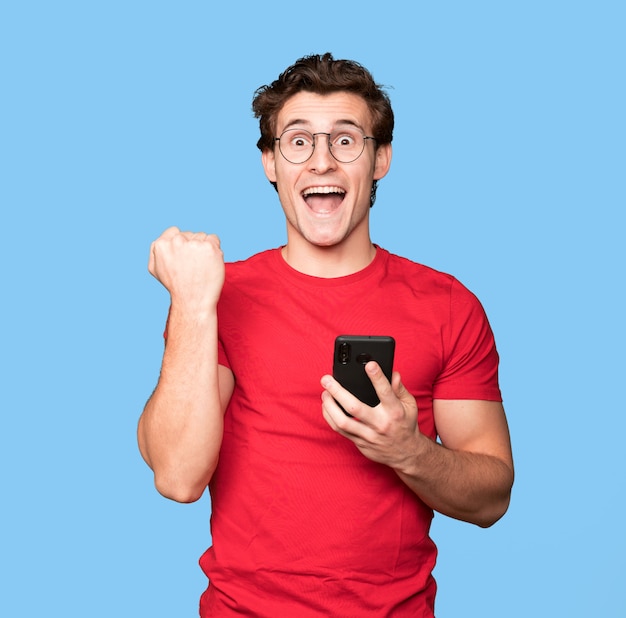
<box><xmin>138</xmin><ymin>306</ymin><xmax>225</xmax><ymax>503</ymax></box>
<box><xmin>395</xmin><ymin>436</ymin><xmax>514</xmax><ymax>528</ymax></box>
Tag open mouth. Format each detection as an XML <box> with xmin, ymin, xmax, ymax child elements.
<box><xmin>302</xmin><ymin>186</ymin><xmax>346</xmax><ymax>214</ymax></box>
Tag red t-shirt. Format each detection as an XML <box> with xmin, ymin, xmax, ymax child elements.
<box><xmin>199</xmin><ymin>247</ymin><xmax>501</xmax><ymax>617</ymax></box>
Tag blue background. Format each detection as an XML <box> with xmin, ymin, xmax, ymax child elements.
<box><xmin>2</xmin><ymin>1</ymin><xmax>624</xmax><ymax>616</ymax></box>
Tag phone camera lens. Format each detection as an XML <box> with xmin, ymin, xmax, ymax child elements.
<box><xmin>339</xmin><ymin>342</ymin><xmax>350</xmax><ymax>364</ymax></box>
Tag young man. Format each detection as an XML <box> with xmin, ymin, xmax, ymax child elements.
<box><xmin>138</xmin><ymin>53</ymin><xmax>514</xmax><ymax>617</ymax></box>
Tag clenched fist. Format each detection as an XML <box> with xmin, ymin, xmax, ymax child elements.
<box><xmin>148</xmin><ymin>226</ymin><xmax>225</xmax><ymax>310</ymax></box>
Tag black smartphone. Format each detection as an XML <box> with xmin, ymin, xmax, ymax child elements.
<box><xmin>332</xmin><ymin>335</ymin><xmax>395</xmax><ymax>412</ymax></box>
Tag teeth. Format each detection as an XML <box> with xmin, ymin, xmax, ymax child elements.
<box><xmin>302</xmin><ymin>186</ymin><xmax>345</xmax><ymax>196</ymax></box>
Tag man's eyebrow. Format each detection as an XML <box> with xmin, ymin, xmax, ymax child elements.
<box><xmin>334</xmin><ymin>120</ymin><xmax>364</xmax><ymax>131</ymax></box>
<box><xmin>281</xmin><ymin>119</ymin><xmax>310</xmax><ymax>132</ymax></box>
<box><xmin>280</xmin><ymin>119</ymin><xmax>365</xmax><ymax>132</ymax></box>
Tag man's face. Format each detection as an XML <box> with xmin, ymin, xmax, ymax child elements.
<box><xmin>262</xmin><ymin>91</ymin><xmax>391</xmax><ymax>250</ymax></box>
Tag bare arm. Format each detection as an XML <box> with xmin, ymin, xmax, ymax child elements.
<box><xmin>321</xmin><ymin>363</ymin><xmax>513</xmax><ymax>527</ymax></box>
<box><xmin>137</xmin><ymin>227</ymin><xmax>234</xmax><ymax>503</ymax></box>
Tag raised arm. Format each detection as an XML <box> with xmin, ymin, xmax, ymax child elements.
<box><xmin>138</xmin><ymin>227</ymin><xmax>234</xmax><ymax>503</ymax></box>
<box><xmin>321</xmin><ymin>363</ymin><xmax>513</xmax><ymax>527</ymax></box>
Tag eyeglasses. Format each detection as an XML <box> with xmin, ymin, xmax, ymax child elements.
<box><xmin>273</xmin><ymin>128</ymin><xmax>376</xmax><ymax>164</ymax></box>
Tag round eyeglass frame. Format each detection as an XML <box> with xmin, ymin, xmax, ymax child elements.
<box><xmin>273</xmin><ymin>128</ymin><xmax>377</xmax><ymax>164</ymax></box>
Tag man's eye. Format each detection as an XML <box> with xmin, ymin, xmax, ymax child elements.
<box><xmin>334</xmin><ymin>134</ymin><xmax>356</xmax><ymax>147</ymax></box>
<box><xmin>291</xmin><ymin>135</ymin><xmax>311</xmax><ymax>148</ymax></box>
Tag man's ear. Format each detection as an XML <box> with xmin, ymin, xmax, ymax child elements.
<box><xmin>262</xmin><ymin>149</ymin><xmax>277</xmax><ymax>183</ymax></box>
<box><xmin>373</xmin><ymin>143</ymin><xmax>392</xmax><ymax>181</ymax></box>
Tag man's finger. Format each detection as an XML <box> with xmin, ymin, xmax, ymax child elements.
<box><xmin>320</xmin><ymin>375</ymin><xmax>366</xmax><ymax>420</ymax></box>
<box><xmin>364</xmin><ymin>361</ymin><xmax>394</xmax><ymax>402</ymax></box>
<box><xmin>160</xmin><ymin>226</ymin><xmax>181</xmax><ymax>239</ymax></box>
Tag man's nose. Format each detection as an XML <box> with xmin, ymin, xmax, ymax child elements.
<box><xmin>308</xmin><ymin>133</ymin><xmax>336</xmax><ymax>172</ymax></box>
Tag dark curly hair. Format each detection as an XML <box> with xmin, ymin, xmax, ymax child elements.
<box><xmin>252</xmin><ymin>53</ymin><xmax>394</xmax><ymax>152</ymax></box>
<box><xmin>252</xmin><ymin>53</ymin><xmax>394</xmax><ymax>206</ymax></box>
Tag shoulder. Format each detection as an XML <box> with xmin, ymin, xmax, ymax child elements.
<box><xmin>379</xmin><ymin>248</ymin><xmax>458</xmax><ymax>293</ymax></box>
<box><xmin>378</xmin><ymin>248</ymin><xmax>487</xmax><ymax>315</ymax></box>
<box><xmin>383</xmin><ymin>250</ymin><xmax>452</xmax><ymax>278</ymax></box>
<box><xmin>225</xmin><ymin>247</ymin><xmax>280</xmax><ymax>271</ymax></box>
<box><xmin>218</xmin><ymin>248</ymin><xmax>284</xmax><ymax>312</ymax></box>
<box><xmin>224</xmin><ymin>248</ymin><xmax>281</xmax><ymax>283</ymax></box>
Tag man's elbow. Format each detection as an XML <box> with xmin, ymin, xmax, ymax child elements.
<box><xmin>152</xmin><ymin>459</ymin><xmax>218</xmax><ymax>503</ymax></box>
<box><xmin>154</xmin><ymin>473</ymin><xmax>208</xmax><ymax>503</ymax></box>
<box><xmin>475</xmin><ymin>469</ymin><xmax>514</xmax><ymax>528</ymax></box>
<box><xmin>475</xmin><ymin>492</ymin><xmax>512</xmax><ymax>528</ymax></box>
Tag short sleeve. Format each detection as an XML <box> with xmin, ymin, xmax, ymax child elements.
<box><xmin>432</xmin><ymin>279</ymin><xmax>502</xmax><ymax>401</ymax></box>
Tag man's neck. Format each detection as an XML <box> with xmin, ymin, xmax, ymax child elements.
<box><xmin>280</xmin><ymin>238</ymin><xmax>377</xmax><ymax>278</ymax></box>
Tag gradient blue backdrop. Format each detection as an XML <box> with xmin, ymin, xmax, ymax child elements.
<box><xmin>2</xmin><ymin>1</ymin><xmax>624</xmax><ymax>616</ymax></box>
